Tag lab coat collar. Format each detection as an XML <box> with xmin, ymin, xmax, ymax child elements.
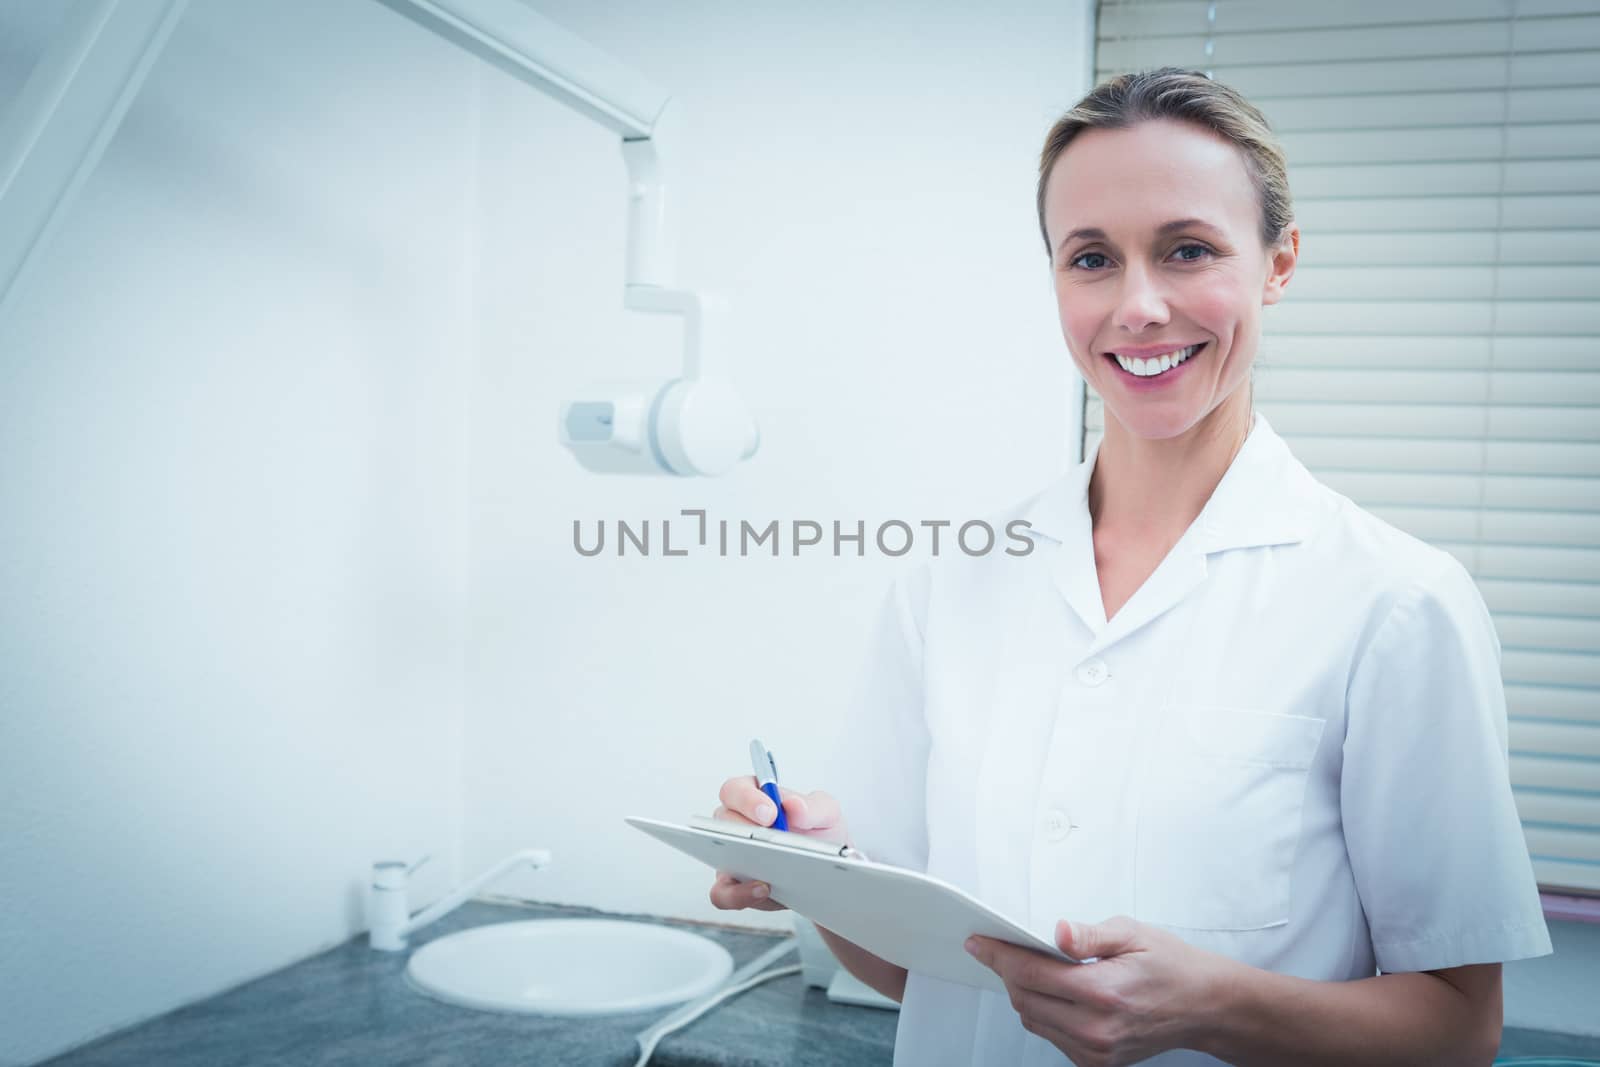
<box><xmin>1020</xmin><ymin>410</ymin><xmax>1318</xmax><ymax>551</ymax></box>
<box><xmin>1018</xmin><ymin>411</ymin><xmax>1324</xmax><ymax>645</ymax></box>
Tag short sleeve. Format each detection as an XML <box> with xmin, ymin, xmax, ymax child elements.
<box><xmin>1340</xmin><ymin>554</ymin><xmax>1553</xmax><ymax>973</ymax></box>
<box><xmin>827</xmin><ymin>566</ymin><xmax>933</xmax><ymax>873</ymax></box>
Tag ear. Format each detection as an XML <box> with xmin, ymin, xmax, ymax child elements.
<box><xmin>1261</xmin><ymin>223</ymin><xmax>1299</xmax><ymax>307</ymax></box>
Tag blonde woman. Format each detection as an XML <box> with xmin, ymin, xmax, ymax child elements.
<box><xmin>710</xmin><ymin>67</ymin><xmax>1552</xmax><ymax>1066</ymax></box>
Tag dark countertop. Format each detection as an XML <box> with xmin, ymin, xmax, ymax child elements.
<box><xmin>38</xmin><ymin>898</ymin><xmax>1600</xmax><ymax>1066</ymax></box>
<box><xmin>42</xmin><ymin>900</ymin><xmax>898</xmax><ymax>1067</ymax></box>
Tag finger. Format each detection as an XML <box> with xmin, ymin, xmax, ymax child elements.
<box><xmin>1011</xmin><ymin>984</ymin><xmax>1099</xmax><ymax>1033</ymax></box>
<box><xmin>967</xmin><ymin>937</ymin><xmax>1080</xmax><ymax>1000</ymax></box>
<box><xmin>708</xmin><ymin>874</ymin><xmax>737</xmax><ymax>910</ymax></box>
<box><xmin>712</xmin><ymin>870</ymin><xmax>756</xmax><ymax>892</ymax></box>
<box><xmin>1057</xmin><ymin>915</ymin><xmax>1141</xmax><ymax>961</ymax></box>
<box><xmin>709</xmin><ymin>871</ymin><xmax>778</xmax><ymax>910</ymax></box>
<box><xmin>1000</xmin><ymin>979</ymin><xmax>1107</xmax><ymax>1062</ymax></box>
<box><xmin>784</xmin><ymin>789</ymin><xmax>842</xmax><ymax>832</ymax></box>
<box><xmin>712</xmin><ymin>881</ymin><xmax>765</xmax><ymax>909</ymax></box>
<box><xmin>711</xmin><ymin>870</ymin><xmax>780</xmax><ymax>904</ymax></box>
<box><xmin>718</xmin><ymin>776</ymin><xmax>780</xmax><ymax>825</ymax></box>
<box><xmin>711</xmin><ymin>883</ymin><xmax>786</xmax><ymax>912</ymax></box>
<box><xmin>711</xmin><ymin>804</ymin><xmax>758</xmax><ymax>826</ymax></box>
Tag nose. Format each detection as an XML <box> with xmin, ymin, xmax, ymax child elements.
<box><xmin>1112</xmin><ymin>260</ymin><xmax>1170</xmax><ymax>335</ymax></box>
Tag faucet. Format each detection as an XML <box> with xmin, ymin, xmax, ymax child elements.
<box><xmin>368</xmin><ymin>848</ymin><xmax>553</xmax><ymax>951</ymax></box>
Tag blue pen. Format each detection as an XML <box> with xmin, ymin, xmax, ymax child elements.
<box><xmin>749</xmin><ymin>739</ymin><xmax>788</xmax><ymax>831</ymax></box>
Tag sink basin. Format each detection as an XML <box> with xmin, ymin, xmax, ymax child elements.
<box><xmin>405</xmin><ymin>919</ymin><xmax>735</xmax><ymax>1016</ymax></box>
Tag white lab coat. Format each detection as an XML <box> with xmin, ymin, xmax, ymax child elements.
<box><xmin>832</xmin><ymin>411</ymin><xmax>1553</xmax><ymax>1067</ymax></box>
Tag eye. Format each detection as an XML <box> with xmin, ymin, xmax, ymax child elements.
<box><xmin>1068</xmin><ymin>251</ymin><xmax>1110</xmax><ymax>271</ymax></box>
<box><xmin>1172</xmin><ymin>243</ymin><xmax>1212</xmax><ymax>262</ymax></box>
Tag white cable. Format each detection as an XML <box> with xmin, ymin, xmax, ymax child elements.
<box><xmin>633</xmin><ymin>963</ymin><xmax>802</xmax><ymax>1067</ymax></box>
<box><xmin>633</xmin><ymin>951</ymin><xmax>802</xmax><ymax>1067</ymax></box>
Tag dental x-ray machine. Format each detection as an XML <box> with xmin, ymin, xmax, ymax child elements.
<box><xmin>0</xmin><ymin>0</ymin><xmax>759</xmax><ymax>476</ymax></box>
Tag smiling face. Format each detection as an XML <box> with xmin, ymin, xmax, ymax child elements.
<box><xmin>1043</xmin><ymin>118</ymin><xmax>1297</xmax><ymax>441</ymax></box>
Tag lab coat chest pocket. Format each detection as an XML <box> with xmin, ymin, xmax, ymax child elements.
<box><xmin>1135</xmin><ymin>704</ymin><xmax>1326</xmax><ymax>932</ymax></box>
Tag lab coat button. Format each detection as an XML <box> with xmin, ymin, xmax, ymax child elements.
<box><xmin>1043</xmin><ymin>808</ymin><xmax>1073</xmax><ymax>842</ymax></box>
<box><xmin>1076</xmin><ymin>658</ymin><xmax>1109</xmax><ymax>686</ymax></box>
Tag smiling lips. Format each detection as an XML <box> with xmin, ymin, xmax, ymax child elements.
<box><xmin>1107</xmin><ymin>342</ymin><xmax>1204</xmax><ymax>378</ymax></box>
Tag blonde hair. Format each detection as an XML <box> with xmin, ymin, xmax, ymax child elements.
<box><xmin>1035</xmin><ymin>67</ymin><xmax>1293</xmax><ymax>260</ymax></box>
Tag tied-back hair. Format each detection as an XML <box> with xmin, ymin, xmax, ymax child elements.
<box><xmin>1035</xmin><ymin>67</ymin><xmax>1293</xmax><ymax>261</ymax></box>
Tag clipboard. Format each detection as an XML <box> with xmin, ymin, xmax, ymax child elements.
<box><xmin>625</xmin><ymin>815</ymin><xmax>1081</xmax><ymax>993</ymax></box>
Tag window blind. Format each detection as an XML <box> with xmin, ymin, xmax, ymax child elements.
<box><xmin>1089</xmin><ymin>0</ymin><xmax>1600</xmax><ymax>894</ymax></box>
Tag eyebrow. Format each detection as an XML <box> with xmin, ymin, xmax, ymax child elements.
<box><xmin>1055</xmin><ymin>217</ymin><xmax>1223</xmax><ymax>258</ymax></box>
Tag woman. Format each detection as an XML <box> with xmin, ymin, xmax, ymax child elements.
<box><xmin>709</xmin><ymin>67</ymin><xmax>1552</xmax><ymax>1066</ymax></box>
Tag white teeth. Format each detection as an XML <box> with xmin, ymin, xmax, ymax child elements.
<box><xmin>1114</xmin><ymin>343</ymin><xmax>1200</xmax><ymax>377</ymax></box>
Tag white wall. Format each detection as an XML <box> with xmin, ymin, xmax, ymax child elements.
<box><xmin>0</xmin><ymin>2</ymin><xmax>1094</xmax><ymax>1060</ymax></box>
<box><xmin>0</xmin><ymin>1</ymin><xmax>477</xmax><ymax>1062</ymax></box>
<box><xmin>462</xmin><ymin>0</ymin><xmax>1091</xmax><ymax>930</ymax></box>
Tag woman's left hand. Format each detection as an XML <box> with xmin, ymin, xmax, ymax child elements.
<box><xmin>965</xmin><ymin>916</ymin><xmax>1224</xmax><ymax>1067</ymax></box>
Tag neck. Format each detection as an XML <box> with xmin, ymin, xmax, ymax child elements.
<box><xmin>1088</xmin><ymin>390</ymin><xmax>1254</xmax><ymax>540</ymax></box>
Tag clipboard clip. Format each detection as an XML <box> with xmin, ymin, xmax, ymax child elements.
<box><xmin>690</xmin><ymin>815</ymin><xmax>868</xmax><ymax>861</ymax></box>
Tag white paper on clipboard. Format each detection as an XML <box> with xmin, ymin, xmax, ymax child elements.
<box><xmin>625</xmin><ymin>815</ymin><xmax>1081</xmax><ymax>993</ymax></box>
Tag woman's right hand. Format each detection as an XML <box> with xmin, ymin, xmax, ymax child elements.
<box><xmin>707</xmin><ymin>776</ymin><xmax>850</xmax><ymax>912</ymax></box>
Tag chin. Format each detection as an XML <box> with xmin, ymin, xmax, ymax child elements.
<box><xmin>1101</xmin><ymin>400</ymin><xmax>1202</xmax><ymax>442</ymax></box>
